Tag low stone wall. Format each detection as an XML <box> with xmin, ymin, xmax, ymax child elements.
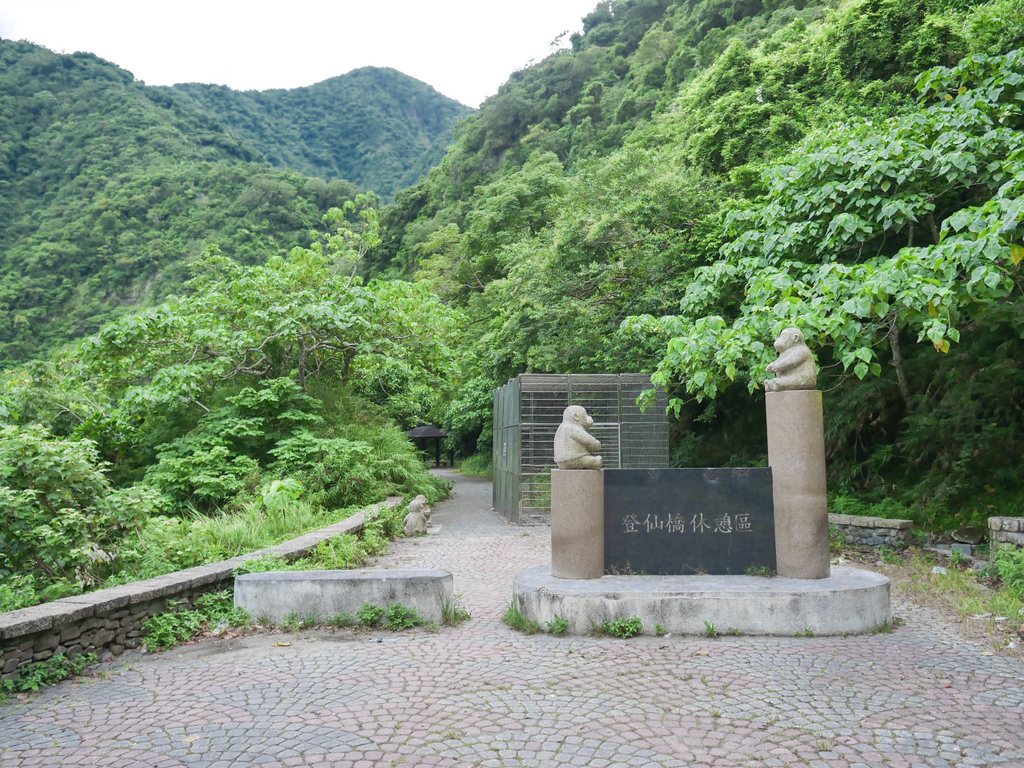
<box><xmin>829</xmin><ymin>513</ymin><xmax>913</xmax><ymax>548</ymax></box>
<box><xmin>989</xmin><ymin>516</ymin><xmax>1024</xmax><ymax>551</ymax></box>
<box><xmin>0</xmin><ymin>497</ymin><xmax>403</xmax><ymax>681</ymax></box>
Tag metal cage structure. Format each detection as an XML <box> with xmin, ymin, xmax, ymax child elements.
<box><xmin>492</xmin><ymin>374</ymin><xmax>669</xmax><ymax>524</ymax></box>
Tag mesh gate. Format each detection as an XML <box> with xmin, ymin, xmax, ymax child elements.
<box><xmin>492</xmin><ymin>374</ymin><xmax>669</xmax><ymax>524</ymax></box>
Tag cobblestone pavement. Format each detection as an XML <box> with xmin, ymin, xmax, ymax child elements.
<box><xmin>2</xmin><ymin>472</ymin><xmax>1024</xmax><ymax>767</ymax></box>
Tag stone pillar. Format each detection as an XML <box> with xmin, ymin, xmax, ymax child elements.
<box><xmin>550</xmin><ymin>469</ymin><xmax>604</xmax><ymax>580</ymax></box>
<box><xmin>766</xmin><ymin>391</ymin><xmax>830</xmax><ymax>579</ymax></box>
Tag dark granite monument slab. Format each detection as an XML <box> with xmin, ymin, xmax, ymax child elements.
<box><xmin>604</xmin><ymin>468</ymin><xmax>776</xmax><ymax>576</ymax></box>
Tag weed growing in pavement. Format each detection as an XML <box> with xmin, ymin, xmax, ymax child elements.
<box><xmin>871</xmin><ymin>618</ymin><xmax>897</xmax><ymax>634</ymax></box>
<box><xmin>384</xmin><ymin>603</ymin><xmax>422</xmax><ymax>631</ymax></box>
<box><xmin>703</xmin><ymin>620</ymin><xmax>719</xmax><ymax>638</ymax></box>
<box><xmin>745</xmin><ymin>565</ymin><xmax>776</xmax><ymax>578</ymax></box>
<box><xmin>655</xmin><ymin>624</ymin><xmax>667</xmax><ymax>635</ymax></box>
<box><xmin>280</xmin><ymin>612</ymin><xmax>303</xmax><ymax>634</ymax></box>
<box><xmin>795</xmin><ymin>628</ymin><xmax>815</xmax><ymax>637</ymax></box>
<box><xmin>547</xmin><ymin>615</ymin><xmax>570</xmax><ymax>635</ymax></box>
<box><xmin>0</xmin><ymin>653</ymin><xmax>97</xmax><ymax>699</ymax></box>
<box><xmin>142</xmin><ymin>601</ymin><xmax>205</xmax><ymax>649</ymax></box>
<box><xmin>326</xmin><ymin>612</ymin><xmax>356</xmax><ymax>628</ymax></box>
<box><xmin>142</xmin><ymin>590</ymin><xmax>249</xmax><ymax>650</ymax></box>
<box><xmin>725</xmin><ymin>627</ymin><xmax>740</xmax><ymax>636</ymax></box>
<box><xmin>502</xmin><ymin>602</ymin><xmax>541</xmax><ymax>634</ymax></box>
<box><xmin>441</xmin><ymin>594</ymin><xmax>471</xmax><ymax>626</ymax></box>
<box><xmin>877</xmin><ymin>545</ymin><xmax>904</xmax><ymax>565</ymax></box>
<box><xmin>357</xmin><ymin>602</ymin><xmax>386</xmax><ymax>627</ymax></box>
<box><xmin>603</xmin><ymin>617</ymin><xmax>643</xmax><ymax>638</ymax></box>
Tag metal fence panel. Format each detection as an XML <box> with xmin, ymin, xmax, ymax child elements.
<box><xmin>492</xmin><ymin>373</ymin><xmax>669</xmax><ymax>522</ymax></box>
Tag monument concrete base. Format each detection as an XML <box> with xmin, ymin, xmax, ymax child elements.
<box><xmin>512</xmin><ymin>565</ymin><xmax>890</xmax><ymax>636</ymax></box>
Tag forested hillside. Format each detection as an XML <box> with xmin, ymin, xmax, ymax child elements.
<box><xmin>367</xmin><ymin>0</ymin><xmax>1024</xmax><ymax>526</ymax></box>
<box><xmin>0</xmin><ymin>40</ymin><xmax>467</xmax><ymax>364</ymax></box>
<box><xmin>3</xmin><ymin>0</ymin><xmax>1024</xmax><ymax>613</ymax></box>
<box><xmin>168</xmin><ymin>68</ymin><xmax>472</xmax><ymax>198</ymax></box>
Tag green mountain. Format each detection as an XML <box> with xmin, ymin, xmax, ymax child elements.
<box><xmin>0</xmin><ymin>39</ymin><xmax>468</xmax><ymax>364</ymax></box>
<box><xmin>167</xmin><ymin>68</ymin><xmax>472</xmax><ymax>199</ymax></box>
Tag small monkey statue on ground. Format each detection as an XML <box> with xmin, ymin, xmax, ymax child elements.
<box><xmin>765</xmin><ymin>327</ymin><xmax>817</xmax><ymax>392</ymax></box>
<box><xmin>553</xmin><ymin>405</ymin><xmax>603</xmax><ymax>469</ymax></box>
<box><xmin>403</xmin><ymin>495</ymin><xmax>431</xmax><ymax>536</ymax></box>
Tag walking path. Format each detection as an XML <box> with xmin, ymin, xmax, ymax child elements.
<box><xmin>2</xmin><ymin>471</ymin><xmax>1024</xmax><ymax>768</ymax></box>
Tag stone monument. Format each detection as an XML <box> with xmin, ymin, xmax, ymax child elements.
<box><xmin>764</xmin><ymin>327</ymin><xmax>830</xmax><ymax>579</ymax></box>
<box><xmin>511</xmin><ymin>362</ymin><xmax>890</xmax><ymax>635</ymax></box>
<box><xmin>550</xmin><ymin>405</ymin><xmax>604</xmax><ymax>579</ymax></box>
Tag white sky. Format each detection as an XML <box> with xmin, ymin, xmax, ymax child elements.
<box><xmin>0</xmin><ymin>0</ymin><xmax>601</xmax><ymax>108</ymax></box>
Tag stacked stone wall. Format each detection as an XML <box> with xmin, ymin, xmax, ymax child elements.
<box><xmin>828</xmin><ymin>513</ymin><xmax>913</xmax><ymax>548</ymax></box>
<box><xmin>989</xmin><ymin>516</ymin><xmax>1024</xmax><ymax>551</ymax></box>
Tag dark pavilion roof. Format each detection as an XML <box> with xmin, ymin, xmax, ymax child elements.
<box><xmin>407</xmin><ymin>425</ymin><xmax>448</xmax><ymax>439</ymax></box>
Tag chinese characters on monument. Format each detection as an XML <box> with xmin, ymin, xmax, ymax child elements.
<box><xmin>604</xmin><ymin>468</ymin><xmax>776</xmax><ymax>576</ymax></box>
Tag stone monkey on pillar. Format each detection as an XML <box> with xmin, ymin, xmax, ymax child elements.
<box><xmin>765</xmin><ymin>327</ymin><xmax>817</xmax><ymax>392</ymax></box>
<box><xmin>554</xmin><ymin>405</ymin><xmax>603</xmax><ymax>469</ymax></box>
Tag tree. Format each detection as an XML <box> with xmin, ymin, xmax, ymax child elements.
<box><xmin>628</xmin><ymin>50</ymin><xmax>1024</xmax><ymax>408</ymax></box>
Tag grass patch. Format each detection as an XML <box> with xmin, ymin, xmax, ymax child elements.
<box><xmin>456</xmin><ymin>454</ymin><xmax>492</xmax><ymax>479</ymax></box>
<box><xmin>441</xmin><ymin>594</ymin><xmax>471</xmax><ymax>626</ymax></box>
<box><xmin>502</xmin><ymin>603</ymin><xmax>541</xmax><ymax>634</ymax></box>
<box><xmin>851</xmin><ymin>545</ymin><xmax>1024</xmax><ymax>651</ymax></box>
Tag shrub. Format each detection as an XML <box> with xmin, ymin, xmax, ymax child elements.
<box><xmin>142</xmin><ymin>602</ymin><xmax>205</xmax><ymax>650</ymax></box>
<box><xmin>996</xmin><ymin>546</ymin><xmax>1024</xmax><ymax>600</ymax></box>
<box><xmin>0</xmin><ymin>424</ymin><xmax>160</xmax><ymax>594</ymax></box>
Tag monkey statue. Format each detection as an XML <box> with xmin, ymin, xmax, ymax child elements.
<box><xmin>553</xmin><ymin>405</ymin><xmax>603</xmax><ymax>469</ymax></box>
<box><xmin>407</xmin><ymin>494</ymin><xmax>431</xmax><ymax>527</ymax></box>
<box><xmin>403</xmin><ymin>506</ymin><xmax>427</xmax><ymax>536</ymax></box>
<box><xmin>765</xmin><ymin>327</ymin><xmax>817</xmax><ymax>392</ymax></box>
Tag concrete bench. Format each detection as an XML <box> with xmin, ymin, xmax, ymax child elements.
<box><xmin>234</xmin><ymin>569</ymin><xmax>454</xmax><ymax>625</ymax></box>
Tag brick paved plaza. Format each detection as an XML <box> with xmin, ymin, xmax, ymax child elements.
<box><xmin>2</xmin><ymin>471</ymin><xmax>1024</xmax><ymax>767</ymax></box>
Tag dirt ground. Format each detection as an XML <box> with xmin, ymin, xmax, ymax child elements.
<box><xmin>836</xmin><ymin>545</ymin><xmax>1024</xmax><ymax>662</ymax></box>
